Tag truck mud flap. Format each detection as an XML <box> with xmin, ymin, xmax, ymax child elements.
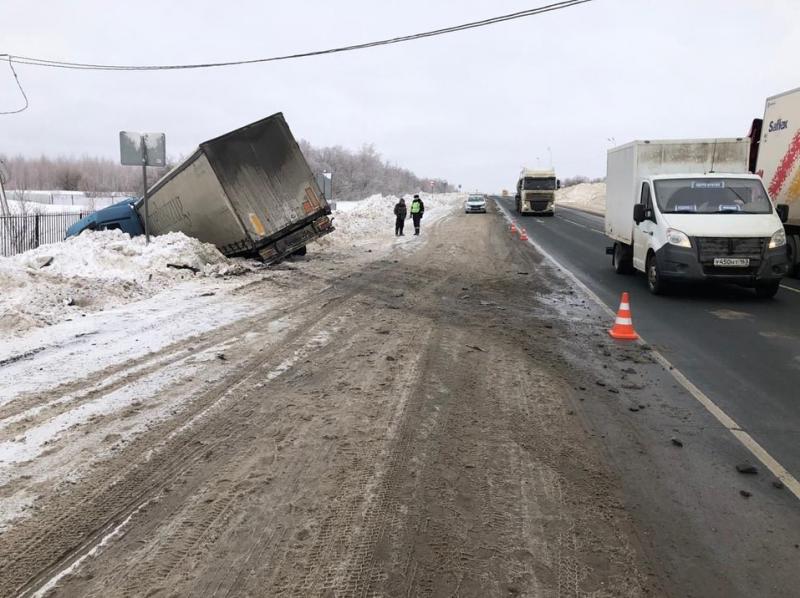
<box><xmin>257</xmin><ymin>216</ymin><xmax>334</xmax><ymax>264</ymax></box>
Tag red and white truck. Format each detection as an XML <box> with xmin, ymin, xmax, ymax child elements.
<box><xmin>749</xmin><ymin>86</ymin><xmax>800</xmax><ymax>275</ymax></box>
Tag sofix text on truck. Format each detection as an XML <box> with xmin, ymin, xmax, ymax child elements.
<box><xmin>604</xmin><ymin>138</ymin><xmax>790</xmax><ymax>297</ymax></box>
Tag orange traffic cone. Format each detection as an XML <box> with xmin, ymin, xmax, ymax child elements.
<box><xmin>609</xmin><ymin>292</ymin><xmax>638</xmax><ymax>340</ymax></box>
<box><xmin>510</xmin><ymin>222</ymin><xmax>517</xmax><ymax>234</ymax></box>
<box><xmin>519</xmin><ymin>228</ymin><xmax>529</xmax><ymax>241</ymax></box>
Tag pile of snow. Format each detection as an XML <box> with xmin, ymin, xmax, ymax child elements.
<box><xmin>326</xmin><ymin>192</ymin><xmax>466</xmax><ymax>250</ymax></box>
<box><xmin>555</xmin><ymin>183</ymin><xmax>606</xmax><ymax>214</ymax></box>
<box><xmin>0</xmin><ymin>230</ymin><xmax>250</xmax><ymax>334</ymax></box>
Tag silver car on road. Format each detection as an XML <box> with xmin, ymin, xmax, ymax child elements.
<box><xmin>464</xmin><ymin>194</ymin><xmax>487</xmax><ymax>213</ymax></box>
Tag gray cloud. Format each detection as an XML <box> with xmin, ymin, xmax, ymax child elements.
<box><xmin>1</xmin><ymin>0</ymin><xmax>798</xmax><ymax>192</ymax></box>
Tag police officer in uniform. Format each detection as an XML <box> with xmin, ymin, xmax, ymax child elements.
<box><xmin>410</xmin><ymin>194</ymin><xmax>425</xmax><ymax>235</ymax></box>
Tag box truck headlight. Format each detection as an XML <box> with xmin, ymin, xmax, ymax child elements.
<box><xmin>769</xmin><ymin>228</ymin><xmax>786</xmax><ymax>249</ymax></box>
<box><xmin>666</xmin><ymin>228</ymin><xmax>691</xmax><ymax>248</ymax></box>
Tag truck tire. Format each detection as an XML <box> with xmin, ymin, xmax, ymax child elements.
<box><xmin>613</xmin><ymin>242</ymin><xmax>634</xmax><ymax>275</ymax></box>
<box><xmin>291</xmin><ymin>245</ymin><xmax>307</xmax><ymax>257</ymax></box>
<box><xmin>646</xmin><ymin>253</ymin><xmax>668</xmax><ymax>295</ymax></box>
<box><xmin>754</xmin><ymin>281</ymin><xmax>780</xmax><ymax>299</ymax></box>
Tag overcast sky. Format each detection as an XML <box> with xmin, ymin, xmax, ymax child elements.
<box><xmin>1</xmin><ymin>0</ymin><xmax>799</xmax><ymax>192</ymax></box>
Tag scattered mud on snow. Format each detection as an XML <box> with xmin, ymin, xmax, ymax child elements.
<box><xmin>0</xmin><ymin>201</ymin><xmax>659</xmax><ymax>597</ymax></box>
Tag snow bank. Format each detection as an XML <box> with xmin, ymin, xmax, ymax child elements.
<box><xmin>555</xmin><ymin>183</ymin><xmax>606</xmax><ymax>214</ymax></box>
<box><xmin>326</xmin><ymin>192</ymin><xmax>466</xmax><ymax>250</ymax></box>
<box><xmin>0</xmin><ymin>230</ymin><xmax>250</xmax><ymax>334</ymax></box>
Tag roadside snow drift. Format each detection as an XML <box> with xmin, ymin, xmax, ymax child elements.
<box><xmin>0</xmin><ymin>230</ymin><xmax>248</xmax><ymax>335</ymax></box>
<box><xmin>555</xmin><ymin>183</ymin><xmax>606</xmax><ymax>214</ymax></box>
<box><xmin>327</xmin><ymin>192</ymin><xmax>465</xmax><ymax>249</ymax></box>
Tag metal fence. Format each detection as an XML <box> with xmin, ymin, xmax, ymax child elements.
<box><xmin>0</xmin><ymin>212</ymin><xmax>92</xmax><ymax>257</ymax></box>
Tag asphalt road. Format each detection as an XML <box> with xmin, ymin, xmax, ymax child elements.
<box><xmin>495</xmin><ymin>197</ymin><xmax>800</xmax><ymax>484</ymax></box>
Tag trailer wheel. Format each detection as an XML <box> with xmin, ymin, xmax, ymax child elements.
<box><xmin>613</xmin><ymin>242</ymin><xmax>634</xmax><ymax>275</ymax></box>
<box><xmin>291</xmin><ymin>245</ymin><xmax>307</xmax><ymax>257</ymax></box>
<box><xmin>646</xmin><ymin>253</ymin><xmax>668</xmax><ymax>295</ymax></box>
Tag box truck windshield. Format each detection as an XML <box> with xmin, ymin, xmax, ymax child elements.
<box><xmin>523</xmin><ymin>178</ymin><xmax>556</xmax><ymax>191</ymax></box>
<box><xmin>653</xmin><ymin>178</ymin><xmax>772</xmax><ymax>214</ymax></box>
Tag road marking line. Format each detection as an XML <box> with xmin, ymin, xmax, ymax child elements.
<box><xmin>556</xmin><ymin>214</ymin><xmax>604</xmax><ymax>234</ymax></box>
<box><xmin>493</xmin><ymin>198</ymin><xmax>800</xmax><ymax>502</ymax></box>
<box><xmin>555</xmin><ymin>205</ymin><xmax>605</xmax><ymax>219</ymax></box>
<box><xmin>536</xmin><ymin>219</ymin><xmax>544</xmax><ymax>223</ymax></box>
<box><xmin>780</xmin><ymin>284</ymin><xmax>800</xmax><ymax>294</ymax></box>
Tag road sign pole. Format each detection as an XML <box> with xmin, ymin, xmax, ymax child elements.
<box><xmin>142</xmin><ymin>141</ymin><xmax>149</xmax><ymax>245</ymax></box>
<box><xmin>120</xmin><ymin>131</ymin><xmax>164</xmax><ymax>246</ymax></box>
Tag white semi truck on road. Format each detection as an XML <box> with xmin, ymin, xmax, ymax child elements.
<box><xmin>515</xmin><ymin>168</ymin><xmax>559</xmax><ymax>216</ymax></box>
<box><xmin>605</xmin><ymin>139</ymin><xmax>790</xmax><ymax>297</ymax></box>
<box><xmin>748</xmin><ymin>86</ymin><xmax>800</xmax><ymax>275</ymax></box>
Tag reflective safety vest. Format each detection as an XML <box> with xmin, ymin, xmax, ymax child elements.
<box><xmin>410</xmin><ymin>201</ymin><xmax>422</xmax><ymax>214</ymax></box>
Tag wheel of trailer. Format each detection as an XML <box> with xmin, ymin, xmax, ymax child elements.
<box><xmin>613</xmin><ymin>242</ymin><xmax>633</xmax><ymax>275</ymax></box>
<box><xmin>292</xmin><ymin>245</ymin><xmax>307</xmax><ymax>257</ymax></box>
<box><xmin>754</xmin><ymin>281</ymin><xmax>780</xmax><ymax>299</ymax></box>
<box><xmin>646</xmin><ymin>253</ymin><xmax>667</xmax><ymax>295</ymax></box>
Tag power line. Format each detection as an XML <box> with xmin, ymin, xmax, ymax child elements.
<box><xmin>1</xmin><ymin>0</ymin><xmax>592</xmax><ymax>72</ymax></box>
<box><xmin>0</xmin><ymin>0</ymin><xmax>594</xmax><ymax>114</ymax></box>
<box><xmin>0</xmin><ymin>57</ymin><xmax>29</xmax><ymax>114</ymax></box>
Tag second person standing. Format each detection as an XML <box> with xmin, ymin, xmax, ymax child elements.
<box><xmin>410</xmin><ymin>194</ymin><xmax>425</xmax><ymax>236</ymax></box>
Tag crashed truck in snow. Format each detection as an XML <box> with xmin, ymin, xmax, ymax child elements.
<box><xmin>67</xmin><ymin>113</ymin><xmax>333</xmax><ymax>262</ymax></box>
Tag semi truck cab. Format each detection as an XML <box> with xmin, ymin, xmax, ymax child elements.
<box><xmin>516</xmin><ymin>169</ymin><xmax>559</xmax><ymax>216</ymax></box>
<box><xmin>66</xmin><ymin>198</ymin><xmax>143</xmax><ymax>238</ymax></box>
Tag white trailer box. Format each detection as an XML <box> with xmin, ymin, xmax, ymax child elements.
<box><xmin>755</xmin><ymin>87</ymin><xmax>800</xmax><ymax>230</ymax></box>
<box><xmin>606</xmin><ymin>139</ymin><xmax>750</xmax><ymax>244</ymax></box>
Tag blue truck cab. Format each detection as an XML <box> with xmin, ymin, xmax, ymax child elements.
<box><xmin>66</xmin><ymin>198</ymin><xmax>144</xmax><ymax>238</ymax></box>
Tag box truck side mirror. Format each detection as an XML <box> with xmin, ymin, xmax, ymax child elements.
<box><xmin>556</xmin><ymin>179</ymin><xmax>561</xmax><ymax>189</ymax></box>
<box><xmin>633</xmin><ymin>204</ymin><xmax>646</xmax><ymax>224</ymax></box>
<box><xmin>776</xmin><ymin>203</ymin><xmax>789</xmax><ymax>223</ymax></box>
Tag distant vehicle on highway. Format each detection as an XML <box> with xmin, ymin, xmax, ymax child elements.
<box><xmin>464</xmin><ymin>194</ymin><xmax>487</xmax><ymax>213</ymax></box>
<box><xmin>605</xmin><ymin>138</ymin><xmax>790</xmax><ymax>297</ymax></box>
<box><xmin>748</xmin><ymin>86</ymin><xmax>800</xmax><ymax>276</ymax></box>
<box><xmin>515</xmin><ymin>168</ymin><xmax>560</xmax><ymax>216</ymax></box>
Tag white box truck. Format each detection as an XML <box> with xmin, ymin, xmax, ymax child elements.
<box><xmin>748</xmin><ymin>86</ymin><xmax>800</xmax><ymax>275</ymax></box>
<box><xmin>605</xmin><ymin>139</ymin><xmax>790</xmax><ymax>297</ymax></box>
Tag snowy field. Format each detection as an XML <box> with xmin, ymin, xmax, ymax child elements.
<box><xmin>3</xmin><ymin>199</ymin><xmax>91</xmax><ymax>215</ymax></box>
<box><xmin>555</xmin><ymin>182</ymin><xmax>606</xmax><ymax>214</ymax></box>
<box><xmin>5</xmin><ymin>191</ymin><xmax>123</xmax><ymax>210</ymax></box>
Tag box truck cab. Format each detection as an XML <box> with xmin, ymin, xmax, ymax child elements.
<box><xmin>516</xmin><ymin>169</ymin><xmax>559</xmax><ymax>216</ymax></box>
<box><xmin>605</xmin><ymin>139</ymin><xmax>790</xmax><ymax>297</ymax></box>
